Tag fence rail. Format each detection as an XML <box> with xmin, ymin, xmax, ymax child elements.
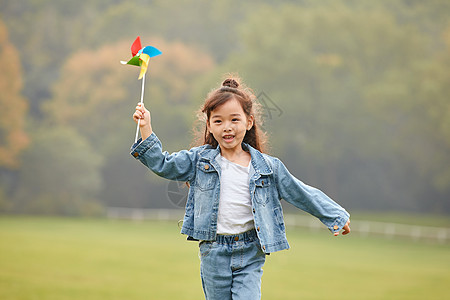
<box><xmin>106</xmin><ymin>207</ymin><xmax>450</xmax><ymax>243</ymax></box>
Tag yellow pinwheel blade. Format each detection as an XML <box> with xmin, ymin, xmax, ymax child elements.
<box><xmin>138</xmin><ymin>53</ymin><xmax>150</xmax><ymax>80</ymax></box>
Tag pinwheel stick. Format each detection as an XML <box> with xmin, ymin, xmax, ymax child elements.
<box><xmin>121</xmin><ymin>37</ymin><xmax>161</xmax><ymax>143</ymax></box>
<box><xmin>135</xmin><ymin>73</ymin><xmax>146</xmax><ymax>143</ymax></box>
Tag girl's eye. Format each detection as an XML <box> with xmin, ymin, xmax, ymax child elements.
<box><xmin>232</xmin><ymin>118</ymin><xmax>239</xmax><ymax>122</ymax></box>
<box><xmin>214</xmin><ymin>120</ymin><xmax>221</xmax><ymax>124</ymax></box>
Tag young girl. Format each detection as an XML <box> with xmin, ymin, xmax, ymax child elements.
<box><xmin>131</xmin><ymin>76</ymin><xmax>350</xmax><ymax>300</ymax></box>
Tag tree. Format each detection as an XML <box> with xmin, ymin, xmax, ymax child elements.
<box><xmin>12</xmin><ymin>126</ymin><xmax>104</xmax><ymax>216</ymax></box>
<box><xmin>364</xmin><ymin>27</ymin><xmax>450</xmax><ymax>212</ymax></box>
<box><xmin>0</xmin><ymin>19</ymin><xmax>29</xmax><ymax>169</ymax></box>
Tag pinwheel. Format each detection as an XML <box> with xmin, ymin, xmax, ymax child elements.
<box><xmin>121</xmin><ymin>36</ymin><xmax>162</xmax><ymax>143</ymax></box>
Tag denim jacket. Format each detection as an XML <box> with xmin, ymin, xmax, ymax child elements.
<box><xmin>131</xmin><ymin>132</ymin><xmax>350</xmax><ymax>253</ymax></box>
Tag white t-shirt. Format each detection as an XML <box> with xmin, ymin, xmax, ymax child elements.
<box><xmin>216</xmin><ymin>154</ymin><xmax>255</xmax><ymax>234</ymax></box>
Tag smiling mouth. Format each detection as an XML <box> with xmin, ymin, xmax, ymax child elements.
<box><xmin>223</xmin><ymin>135</ymin><xmax>235</xmax><ymax>142</ymax></box>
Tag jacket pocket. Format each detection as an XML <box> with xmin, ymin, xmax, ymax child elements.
<box><xmin>195</xmin><ymin>161</ymin><xmax>218</xmax><ymax>191</ymax></box>
<box><xmin>273</xmin><ymin>206</ymin><xmax>286</xmax><ymax>232</ymax></box>
<box><xmin>254</xmin><ymin>177</ymin><xmax>271</xmax><ymax>206</ymax></box>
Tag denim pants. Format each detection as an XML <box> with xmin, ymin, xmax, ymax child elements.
<box><xmin>199</xmin><ymin>229</ymin><xmax>266</xmax><ymax>300</ymax></box>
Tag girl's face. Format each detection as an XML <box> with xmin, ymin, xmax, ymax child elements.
<box><xmin>207</xmin><ymin>97</ymin><xmax>254</xmax><ymax>154</ymax></box>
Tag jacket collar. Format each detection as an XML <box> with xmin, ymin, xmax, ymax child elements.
<box><xmin>198</xmin><ymin>143</ymin><xmax>273</xmax><ymax>176</ymax></box>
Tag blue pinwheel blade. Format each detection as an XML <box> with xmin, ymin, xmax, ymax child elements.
<box><xmin>141</xmin><ymin>46</ymin><xmax>162</xmax><ymax>58</ymax></box>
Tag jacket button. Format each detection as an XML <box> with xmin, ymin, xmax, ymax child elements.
<box><xmin>133</xmin><ymin>152</ymin><xmax>139</xmax><ymax>158</ymax></box>
<box><xmin>234</xmin><ymin>236</ymin><xmax>239</xmax><ymax>241</ymax></box>
<box><xmin>333</xmin><ymin>225</ymin><xmax>339</xmax><ymax>230</ymax></box>
<box><xmin>261</xmin><ymin>180</ymin><xmax>264</xmax><ymax>185</ymax></box>
<box><xmin>257</xmin><ymin>227</ymin><xmax>260</xmax><ymax>232</ymax></box>
<box><xmin>253</xmin><ymin>208</ymin><xmax>255</xmax><ymax>213</ymax></box>
<box><xmin>204</xmin><ymin>164</ymin><xmax>210</xmax><ymax>170</ymax></box>
<box><xmin>262</xmin><ymin>245</ymin><xmax>266</xmax><ymax>251</ymax></box>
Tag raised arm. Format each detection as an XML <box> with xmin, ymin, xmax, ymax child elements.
<box><xmin>131</xmin><ymin>103</ymin><xmax>198</xmax><ymax>182</ymax></box>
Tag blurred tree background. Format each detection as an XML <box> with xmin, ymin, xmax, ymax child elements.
<box><xmin>0</xmin><ymin>0</ymin><xmax>449</xmax><ymax>215</ymax></box>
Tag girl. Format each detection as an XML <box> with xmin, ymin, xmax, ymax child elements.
<box><xmin>131</xmin><ymin>76</ymin><xmax>350</xmax><ymax>300</ymax></box>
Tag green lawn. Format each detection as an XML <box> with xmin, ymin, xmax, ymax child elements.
<box><xmin>0</xmin><ymin>217</ymin><xmax>449</xmax><ymax>299</ymax></box>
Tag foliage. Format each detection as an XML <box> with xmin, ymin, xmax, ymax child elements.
<box><xmin>0</xmin><ymin>19</ymin><xmax>29</xmax><ymax>169</ymax></box>
<box><xmin>0</xmin><ymin>0</ymin><xmax>449</xmax><ymax>214</ymax></box>
<box><xmin>11</xmin><ymin>126</ymin><xmax>104</xmax><ymax>216</ymax></box>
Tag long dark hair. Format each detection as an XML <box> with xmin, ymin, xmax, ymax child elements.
<box><xmin>192</xmin><ymin>75</ymin><xmax>268</xmax><ymax>153</ymax></box>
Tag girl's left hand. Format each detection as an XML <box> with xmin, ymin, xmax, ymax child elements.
<box><xmin>334</xmin><ymin>219</ymin><xmax>351</xmax><ymax>236</ymax></box>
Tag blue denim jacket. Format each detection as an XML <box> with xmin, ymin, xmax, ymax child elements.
<box><xmin>131</xmin><ymin>132</ymin><xmax>350</xmax><ymax>253</ymax></box>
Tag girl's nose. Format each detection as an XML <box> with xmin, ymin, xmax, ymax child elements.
<box><xmin>223</xmin><ymin>121</ymin><xmax>232</xmax><ymax>131</ymax></box>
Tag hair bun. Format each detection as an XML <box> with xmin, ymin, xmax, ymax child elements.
<box><xmin>222</xmin><ymin>78</ymin><xmax>239</xmax><ymax>88</ymax></box>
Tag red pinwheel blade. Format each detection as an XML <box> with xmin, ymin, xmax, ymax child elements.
<box><xmin>131</xmin><ymin>36</ymin><xmax>142</xmax><ymax>57</ymax></box>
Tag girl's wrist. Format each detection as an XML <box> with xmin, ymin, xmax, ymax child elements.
<box><xmin>140</xmin><ymin>125</ymin><xmax>153</xmax><ymax>141</ymax></box>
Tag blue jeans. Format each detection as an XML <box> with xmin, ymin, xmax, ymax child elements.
<box><xmin>199</xmin><ymin>229</ymin><xmax>266</xmax><ymax>300</ymax></box>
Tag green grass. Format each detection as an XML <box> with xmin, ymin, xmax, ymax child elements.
<box><xmin>0</xmin><ymin>217</ymin><xmax>449</xmax><ymax>300</ymax></box>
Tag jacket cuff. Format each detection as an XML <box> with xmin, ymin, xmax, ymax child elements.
<box><xmin>329</xmin><ymin>212</ymin><xmax>350</xmax><ymax>233</ymax></box>
<box><xmin>130</xmin><ymin>132</ymin><xmax>159</xmax><ymax>159</ymax></box>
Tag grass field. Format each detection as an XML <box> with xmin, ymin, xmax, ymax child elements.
<box><xmin>0</xmin><ymin>217</ymin><xmax>449</xmax><ymax>300</ymax></box>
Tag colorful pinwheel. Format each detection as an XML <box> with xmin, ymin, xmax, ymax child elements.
<box><xmin>120</xmin><ymin>36</ymin><xmax>162</xmax><ymax>79</ymax></box>
<box><xmin>121</xmin><ymin>36</ymin><xmax>162</xmax><ymax>142</ymax></box>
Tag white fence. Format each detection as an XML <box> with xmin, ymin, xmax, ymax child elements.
<box><xmin>106</xmin><ymin>207</ymin><xmax>450</xmax><ymax>243</ymax></box>
<box><xmin>107</xmin><ymin>207</ymin><xmax>184</xmax><ymax>221</ymax></box>
<box><xmin>283</xmin><ymin>214</ymin><xmax>450</xmax><ymax>243</ymax></box>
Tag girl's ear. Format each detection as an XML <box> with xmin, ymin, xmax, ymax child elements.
<box><xmin>206</xmin><ymin>120</ymin><xmax>212</xmax><ymax>133</ymax></box>
<box><xmin>247</xmin><ymin>115</ymin><xmax>254</xmax><ymax>131</ymax></box>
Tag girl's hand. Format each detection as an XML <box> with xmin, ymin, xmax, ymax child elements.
<box><xmin>133</xmin><ymin>103</ymin><xmax>152</xmax><ymax>140</ymax></box>
<box><xmin>334</xmin><ymin>219</ymin><xmax>351</xmax><ymax>236</ymax></box>
<box><xmin>133</xmin><ymin>103</ymin><xmax>151</xmax><ymax>127</ymax></box>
